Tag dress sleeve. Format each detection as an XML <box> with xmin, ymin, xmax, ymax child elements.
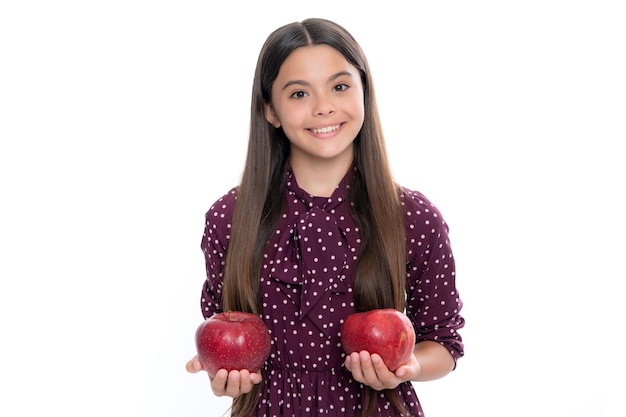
<box><xmin>402</xmin><ymin>189</ymin><xmax>465</xmax><ymax>367</ymax></box>
<box><xmin>199</xmin><ymin>188</ymin><xmax>237</xmax><ymax>319</ymax></box>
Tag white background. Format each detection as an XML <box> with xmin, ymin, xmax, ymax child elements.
<box><xmin>1</xmin><ymin>1</ymin><xmax>624</xmax><ymax>416</ymax></box>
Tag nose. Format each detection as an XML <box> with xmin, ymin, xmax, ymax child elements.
<box><xmin>314</xmin><ymin>94</ymin><xmax>335</xmax><ymax>116</ymax></box>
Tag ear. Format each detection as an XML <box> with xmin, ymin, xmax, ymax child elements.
<box><xmin>264</xmin><ymin>103</ymin><xmax>281</xmax><ymax>128</ymax></box>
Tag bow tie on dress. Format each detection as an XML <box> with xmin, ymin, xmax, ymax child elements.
<box><xmin>294</xmin><ymin>203</ymin><xmax>350</xmax><ymax>320</ymax></box>
<box><xmin>266</xmin><ymin>168</ymin><xmax>358</xmax><ymax>334</ymax></box>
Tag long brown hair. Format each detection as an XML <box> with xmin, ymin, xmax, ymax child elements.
<box><xmin>222</xmin><ymin>18</ymin><xmax>407</xmax><ymax>417</ymax></box>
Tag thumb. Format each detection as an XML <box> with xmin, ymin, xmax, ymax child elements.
<box><xmin>185</xmin><ymin>355</ymin><xmax>203</xmax><ymax>373</ymax></box>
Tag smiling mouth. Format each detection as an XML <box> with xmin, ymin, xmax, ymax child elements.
<box><xmin>310</xmin><ymin>124</ymin><xmax>342</xmax><ymax>134</ymax></box>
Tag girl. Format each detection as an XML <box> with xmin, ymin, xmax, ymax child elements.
<box><xmin>186</xmin><ymin>18</ymin><xmax>465</xmax><ymax>417</ymax></box>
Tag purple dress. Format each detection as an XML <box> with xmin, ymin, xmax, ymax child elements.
<box><xmin>200</xmin><ymin>167</ymin><xmax>464</xmax><ymax>417</ymax></box>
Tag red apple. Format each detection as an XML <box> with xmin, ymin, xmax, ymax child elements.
<box><xmin>195</xmin><ymin>311</ymin><xmax>271</xmax><ymax>377</ymax></box>
<box><xmin>340</xmin><ymin>308</ymin><xmax>416</xmax><ymax>371</ymax></box>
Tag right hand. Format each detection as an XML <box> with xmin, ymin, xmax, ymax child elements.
<box><xmin>185</xmin><ymin>355</ymin><xmax>263</xmax><ymax>398</ymax></box>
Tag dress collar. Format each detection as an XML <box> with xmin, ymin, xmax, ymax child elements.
<box><xmin>286</xmin><ymin>165</ymin><xmax>356</xmax><ymax>212</ymax></box>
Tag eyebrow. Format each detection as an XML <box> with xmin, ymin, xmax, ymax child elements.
<box><xmin>281</xmin><ymin>71</ymin><xmax>354</xmax><ymax>91</ymax></box>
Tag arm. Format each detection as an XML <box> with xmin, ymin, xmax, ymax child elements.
<box><xmin>345</xmin><ymin>190</ymin><xmax>464</xmax><ymax>390</ymax></box>
<box><xmin>185</xmin><ymin>189</ymin><xmax>263</xmax><ymax>398</ymax></box>
<box><xmin>411</xmin><ymin>340</ymin><xmax>455</xmax><ymax>381</ymax></box>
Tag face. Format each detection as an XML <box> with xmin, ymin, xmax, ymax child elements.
<box><xmin>265</xmin><ymin>44</ymin><xmax>365</xmax><ymax>170</ymax></box>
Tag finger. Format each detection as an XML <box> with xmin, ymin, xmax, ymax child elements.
<box><xmin>395</xmin><ymin>353</ymin><xmax>420</xmax><ymax>381</ymax></box>
<box><xmin>343</xmin><ymin>353</ymin><xmax>353</xmax><ymax>371</ymax></box>
<box><xmin>210</xmin><ymin>369</ymin><xmax>229</xmax><ymax>396</ymax></box>
<box><xmin>358</xmin><ymin>351</ymin><xmax>380</xmax><ymax>386</ymax></box>
<box><xmin>394</xmin><ymin>363</ymin><xmax>410</xmax><ymax>379</ymax></box>
<box><xmin>371</xmin><ymin>354</ymin><xmax>400</xmax><ymax>388</ymax></box>
<box><xmin>225</xmin><ymin>370</ymin><xmax>242</xmax><ymax>398</ymax></box>
<box><xmin>238</xmin><ymin>370</ymin><xmax>254</xmax><ymax>394</ymax></box>
<box><xmin>345</xmin><ymin>352</ymin><xmax>364</xmax><ymax>380</ymax></box>
<box><xmin>185</xmin><ymin>356</ymin><xmax>202</xmax><ymax>373</ymax></box>
<box><xmin>249</xmin><ymin>372</ymin><xmax>263</xmax><ymax>385</ymax></box>
<box><xmin>370</xmin><ymin>354</ymin><xmax>392</xmax><ymax>379</ymax></box>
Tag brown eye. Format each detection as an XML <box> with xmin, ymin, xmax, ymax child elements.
<box><xmin>290</xmin><ymin>91</ymin><xmax>307</xmax><ymax>99</ymax></box>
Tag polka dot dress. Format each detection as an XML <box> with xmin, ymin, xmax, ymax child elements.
<box><xmin>200</xmin><ymin>167</ymin><xmax>465</xmax><ymax>417</ymax></box>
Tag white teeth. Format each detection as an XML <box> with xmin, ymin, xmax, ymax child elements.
<box><xmin>311</xmin><ymin>125</ymin><xmax>340</xmax><ymax>134</ymax></box>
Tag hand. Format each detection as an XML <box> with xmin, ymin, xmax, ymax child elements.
<box><xmin>185</xmin><ymin>355</ymin><xmax>263</xmax><ymax>398</ymax></box>
<box><xmin>344</xmin><ymin>350</ymin><xmax>421</xmax><ymax>391</ymax></box>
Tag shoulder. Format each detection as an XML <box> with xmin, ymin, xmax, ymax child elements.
<box><xmin>204</xmin><ymin>187</ymin><xmax>238</xmax><ymax>231</ymax></box>
<box><xmin>398</xmin><ymin>187</ymin><xmax>456</xmax><ymax>275</ymax></box>
<box><xmin>399</xmin><ymin>186</ymin><xmax>450</xmax><ymax>235</ymax></box>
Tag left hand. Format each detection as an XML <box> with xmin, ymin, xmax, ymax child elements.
<box><xmin>344</xmin><ymin>350</ymin><xmax>421</xmax><ymax>391</ymax></box>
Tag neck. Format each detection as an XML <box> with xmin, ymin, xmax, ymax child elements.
<box><xmin>290</xmin><ymin>157</ymin><xmax>353</xmax><ymax>198</ymax></box>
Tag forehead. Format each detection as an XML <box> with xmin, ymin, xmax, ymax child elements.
<box><xmin>274</xmin><ymin>44</ymin><xmax>358</xmax><ymax>83</ymax></box>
